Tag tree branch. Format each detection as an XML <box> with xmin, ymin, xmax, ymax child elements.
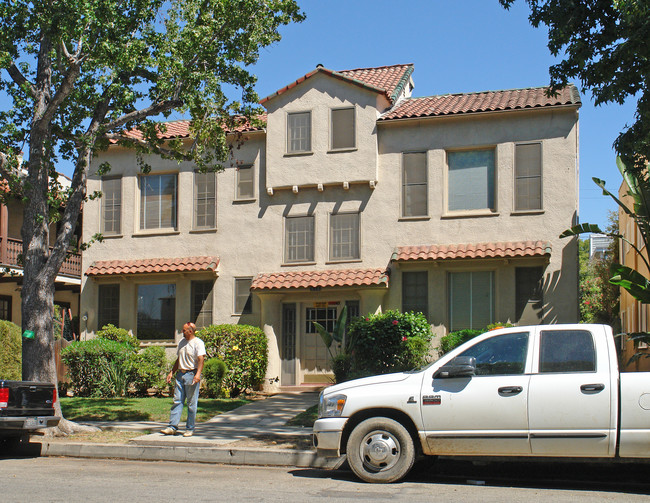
<box><xmin>102</xmin><ymin>99</ymin><xmax>183</xmax><ymax>132</ymax></box>
<box><xmin>6</xmin><ymin>63</ymin><xmax>36</xmax><ymax>98</ymax></box>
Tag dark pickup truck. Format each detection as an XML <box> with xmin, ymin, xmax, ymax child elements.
<box><xmin>0</xmin><ymin>380</ymin><xmax>60</xmax><ymax>442</ymax></box>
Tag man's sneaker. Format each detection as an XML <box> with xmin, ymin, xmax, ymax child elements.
<box><xmin>183</xmin><ymin>430</ymin><xmax>194</xmax><ymax>437</ymax></box>
<box><xmin>160</xmin><ymin>427</ymin><xmax>176</xmax><ymax>435</ymax></box>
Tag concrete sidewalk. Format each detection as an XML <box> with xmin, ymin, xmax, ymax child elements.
<box><xmin>38</xmin><ymin>392</ymin><xmax>344</xmax><ymax>469</ymax></box>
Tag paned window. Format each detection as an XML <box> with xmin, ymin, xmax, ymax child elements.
<box><xmin>140</xmin><ymin>174</ymin><xmax>177</xmax><ymax>230</ymax></box>
<box><xmin>515</xmin><ymin>266</ymin><xmax>544</xmax><ymax>320</ymax></box>
<box><xmin>448</xmin><ymin>149</ymin><xmax>495</xmax><ymax>211</ymax></box>
<box><xmin>137</xmin><ymin>283</ymin><xmax>176</xmax><ymax>340</ymax></box>
<box><xmin>101</xmin><ymin>177</ymin><xmax>122</xmax><ymax>235</ymax></box>
<box><xmin>305</xmin><ymin>307</ymin><xmax>338</xmax><ymax>333</ymax></box>
<box><xmin>98</xmin><ymin>284</ymin><xmax>120</xmax><ymax>329</ymax></box>
<box><xmin>331</xmin><ymin>108</ymin><xmax>355</xmax><ymax>150</ymax></box>
<box><xmin>191</xmin><ymin>280</ymin><xmax>214</xmax><ymax>328</ymax></box>
<box><xmin>236</xmin><ymin>165</ymin><xmax>255</xmax><ymax>199</ymax></box>
<box><xmin>194</xmin><ymin>171</ymin><xmax>216</xmax><ymax>229</ymax></box>
<box><xmin>329</xmin><ymin>213</ymin><xmax>360</xmax><ymax>261</ymax></box>
<box><xmin>402</xmin><ymin>152</ymin><xmax>427</xmax><ymax>217</ymax></box>
<box><xmin>449</xmin><ymin>271</ymin><xmax>494</xmax><ymax>331</ymax></box>
<box><xmin>285</xmin><ymin>216</ymin><xmax>315</xmax><ymax>263</ymax></box>
<box><xmin>287</xmin><ymin>112</ymin><xmax>311</xmax><ymax>153</ymax></box>
<box><xmin>515</xmin><ymin>143</ymin><xmax>542</xmax><ymax>210</ymax></box>
<box><xmin>402</xmin><ymin>271</ymin><xmax>428</xmax><ymax>317</ymax></box>
<box><xmin>0</xmin><ymin>295</ymin><xmax>11</xmax><ymax>321</ymax></box>
<box><xmin>234</xmin><ymin>277</ymin><xmax>253</xmax><ymax>314</ymax></box>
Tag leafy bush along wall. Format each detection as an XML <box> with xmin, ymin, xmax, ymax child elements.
<box><xmin>198</xmin><ymin>324</ymin><xmax>268</xmax><ymax>397</ymax></box>
<box><xmin>0</xmin><ymin>320</ymin><xmax>22</xmax><ymax>380</ymax></box>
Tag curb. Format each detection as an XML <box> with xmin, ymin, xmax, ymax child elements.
<box><xmin>39</xmin><ymin>441</ymin><xmax>344</xmax><ymax>469</ymax></box>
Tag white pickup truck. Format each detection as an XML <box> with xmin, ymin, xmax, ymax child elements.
<box><xmin>313</xmin><ymin>324</ymin><xmax>650</xmax><ymax>483</ymax></box>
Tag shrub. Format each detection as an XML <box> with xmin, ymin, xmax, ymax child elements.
<box><xmin>62</xmin><ymin>338</ymin><xmax>132</xmax><ymax>397</ymax></box>
<box><xmin>198</xmin><ymin>324</ymin><xmax>268</xmax><ymax>397</ymax></box>
<box><xmin>98</xmin><ymin>324</ymin><xmax>139</xmax><ymax>351</ymax></box>
<box><xmin>0</xmin><ymin>320</ymin><xmax>21</xmax><ymax>380</ymax></box>
<box><xmin>128</xmin><ymin>346</ymin><xmax>170</xmax><ymax>396</ymax></box>
<box><xmin>202</xmin><ymin>358</ymin><xmax>227</xmax><ymax>398</ymax></box>
<box><xmin>438</xmin><ymin>322</ymin><xmax>515</xmax><ymax>355</ymax></box>
<box><xmin>348</xmin><ymin>310</ymin><xmax>432</xmax><ymax>377</ymax></box>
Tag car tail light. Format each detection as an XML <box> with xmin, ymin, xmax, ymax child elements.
<box><xmin>0</xmin><ymin>387</ymin><xmax>8</xmax><ymax>409</ymax></box>
<box><xmin>52</xmin><ymin>388</ymin><xmax>57</xmax><ymax>407</ymax></box>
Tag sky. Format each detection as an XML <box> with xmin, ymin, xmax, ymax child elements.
<box><xmin>8</xmin><ymin>0</ymin><xmax>637</xmax><ymax>230</ymax></box>
<box><xmin>235</xmin><ymin>0</ymin><xmax>637</xmax><ymax>230</ymax></box>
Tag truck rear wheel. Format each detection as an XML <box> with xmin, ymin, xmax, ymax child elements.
<box><xmin>346</xmin><ymin>417</ymin><xmax>415</xmax><ymax>483</ymax></box>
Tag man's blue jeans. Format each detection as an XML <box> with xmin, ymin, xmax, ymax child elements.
<box><xmin>168</xmin><ymin>370</ymin><xmax>200</xmax><ymax>431</ymax></box>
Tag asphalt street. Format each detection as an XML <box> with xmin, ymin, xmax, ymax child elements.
<box><xmin>1</xmin><ymin>456</ymin><xmax>649</xmax><ymax>503</ymax></box>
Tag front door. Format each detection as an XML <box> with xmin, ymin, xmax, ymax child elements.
<box><xmin>281</xmin><ymin>304</ymin><xmax>297</xmax><ymax>385</ymax></box>
<box><xmin>528</xmin><ymin>328</ymin><xmax>614</xmax><ymax>456</ymax></box>
<box><xmin>422</xmin><ymin>331</ymin><xmax>532</xmax><ymax>455</ymax></box>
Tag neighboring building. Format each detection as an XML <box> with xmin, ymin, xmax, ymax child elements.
<box><xmin>590</xmin><ymin>233</ymin><xmax>613</xmax><ymax>259</ymax></box>
<box><xmin>618</xmin><ymin>181</ymin><xmax>650</xmax><ymax>371</ymax></box>
<box><xmin>81</xmin><ymin>64</ymin><xmax>582</xmax><ymax>388</ymax></box>
<box><xmin>0</xmin><ymin>174</ymin><xmax>81</xmax><ymax>326</ymax></box>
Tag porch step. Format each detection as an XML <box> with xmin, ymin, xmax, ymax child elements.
<box><xmin>279</xmin><ymin>384</ymin><xmax>329</xmax><ymax>393</ymax></box>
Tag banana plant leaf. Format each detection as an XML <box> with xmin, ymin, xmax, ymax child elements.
<box><xmin>559</xmin><ymin>223</ymin><xmax>603</xmax><ymax>239</ymax></box>
<box><xmin>609</xmin><ymin>264</ymin><xmax>650</xmax><ymax>304</ymax></box>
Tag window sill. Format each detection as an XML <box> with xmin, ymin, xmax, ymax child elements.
<box><xmin>325</xmin><ymin>258</ymin><xmax>362</xmax><ymax>265</ymax></box>
<box><xmin>139</xmin><ymin>340</ymin><xmax>177</xmax><ymax>348</ymax></box>
<box><xmin>327</xmin><ymin>147</ymin><xmax>357</xmax><ymax>154</ymax></box>
<box><xmin>100</xmin><ymin>233</ymin><xmax>123</xmax><ymax>239</ymax></box>
<box><xmin>231</xmin><ymin>312</ymin><xmax>252</xmax><ymax>317</ymax></box>
<box><xmin>441</xmin><ymin>210</ymin><xmax>499</xmax><ymax>219</ymax></box>
<box><xmin>284</xmin><ymin>151</ymin><xmax>313</xmax><ymax>157</ymax></box>
<box><xmin>233</xmin><ymin>198</ymin><xmax>257</xmax><ymax>204</ymax></box>
<box><xmin>189</xmin><ymin>228</ymin><xmax>217</xmax><ymax>234</ymax></box>
<box><xmin>132</xmin><ymin>229</ymin><xmax>180</xmax><ymax>237</ymax></box>
<box><xmin>282</xmin><ymin>261</ymin><xmax>317</xmax><ymax>267</ymax></box>
<box><xmin>398</xmin><ymin>216</ymin><xmax>431</xmax><ymax>222</ymax></box>
<box><xmin>511</xmin><ymin>209</ymin><xmax>545</xmax><ymax>216</ymax></box>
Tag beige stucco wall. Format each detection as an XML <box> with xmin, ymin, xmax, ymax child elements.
<box><xmin>81</xmin><ymin>89</ymin><xmax>580</xmax><ymax>385</ymax></box>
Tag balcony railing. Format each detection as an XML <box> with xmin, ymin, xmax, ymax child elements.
<box><xmin>0</xmin><ymin>237</ymin><xmax>81</xmax><ymax>278</ymax></box>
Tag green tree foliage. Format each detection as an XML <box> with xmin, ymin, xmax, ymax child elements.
<box><xmin>0</xmin><ymin>0</ymin><xmax>304</xmax><ymax>390</ymax></box>
<box><xmin>198</xmin><ymin>324</ymin><xmax>268</xmax><ymax>397</ymax></box>
<box><xmin>500</xmin><ymin>0</ymin><xmax>650</xmax><ymax>171</ymax></box>
<box><xmin>0</xmin><ymin>320</ymin><xmax>22</xmax><ymax>380</ymax></box>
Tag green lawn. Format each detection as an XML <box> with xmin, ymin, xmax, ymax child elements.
<box><xmin>60</xmin><ymin>396</ymin><xmax>251</xmax><ymax>423</ymax></box>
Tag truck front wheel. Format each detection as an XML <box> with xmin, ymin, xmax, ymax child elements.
<box><xmin>346</xmin><ymin>417</ymin><xmax>415</xmax><ymax>483</ymax></box>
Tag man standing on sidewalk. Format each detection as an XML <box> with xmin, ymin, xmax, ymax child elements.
<box><xmin>161</xmin><ymin>322</ymin><xmax>206</xmax><ymax>437</ymax></box>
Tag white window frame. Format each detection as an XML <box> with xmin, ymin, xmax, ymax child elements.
<box><xmin>284</xmin><ymin>215</ymin><xmax>315</xmax><ymax>264</ymax></box>
<box><xmin>446</xmin><ymin>148</ymin><xmax>496</xmax><ymax>214</ymax></box>
<box><xmin>101</xmin><ymin>176</ymin><xmax>122</xmax><ymax>235</ymax></box>
<box><xmin>235</xmin><ymin>164</ymin><xmax>255</xmax><ymax>200</ymax></box>
<box><xmin>329</xmin><ymin>212</ymin><xmax>361</xmax><ymax>262</ymax></box>
<box><xmin>514</xmin><ymin>142</ymin><xmax>543</xmax><ymax>212</ymax></box>
<box><xmin>193</xmin><ymin>170</ymin><xmax>216</xmax><ymax>230</ymax></box>
<box><xmin>139</xmin><ymin>173</ymin><xmax>178</xmax><ymax>231</ymax></box>
<box><xmin>287</xmin><ymin>111</ymin><xmax>312</xmax><ymax>154</ymax></box>
<box><xmin>234</xmin><ymin>277</ymin><xmax>253</xmax><ymax>315</ymax></box>
<box><xmin>401</xmin><ymin>152</ymin><xmax>428</xmax><ymax>218</ymax></box>
<box><xmin>330</xmin><ymin>106</ymin><xmax>356</xmax><ymax>151</ymax></box>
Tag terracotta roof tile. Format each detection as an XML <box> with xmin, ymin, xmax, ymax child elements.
<box><xmin>115</xmin><ymin>115</ymin><xmax>266</xmax><ymax>143</ymax></box>
<box><xmin>380</xmin><ymin>85</ymin><xmax>580</xmax><ymax>121</ymax></box>
<box><xmin>260</xmin><ymin>64</ymin><xmax>414</xmax><ymax>105</ymax></box>
<box><xmin>251</xmin><ymin>267</ymin><xmax>389</xmax><ymax>291</ymax></box>
<box><xmin>86</xmin><ymin>256</ymin><xmax>219</xmax><ymax>276</ymax></box>
<box><xmin>392</xmin><ymin>241</ymin><xmax>551</xmax><ymax>262</ymax></box>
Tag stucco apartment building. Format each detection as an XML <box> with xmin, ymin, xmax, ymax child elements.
<box><xmin>80</xmin><ymin>63</ymin><xmax>581</xmax><ymax>387</ymax></box>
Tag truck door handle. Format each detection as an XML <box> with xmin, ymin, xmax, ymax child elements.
<box><xmin>498</xmin><ymin>386</ymin><xmax>523</xmax><ymax>396</ymax></box>
<box><xmin>580</xmin><ymin>383</ymin><xmax>605</xmax><ymax>394</ymax></box>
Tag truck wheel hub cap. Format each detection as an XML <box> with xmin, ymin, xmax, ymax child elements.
<box><xmin>361</xmin><ymin>431</ymin><xmax>399</xmax><ymax>470</ymax></box>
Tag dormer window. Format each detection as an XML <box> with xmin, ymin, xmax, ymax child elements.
<box><xmin>331</xmin><ymin>107</ymin><xmax>355</xmax><ymax>150</ymax></box>
<box><xmin>287</xmin><ymin>111</ymin><xmax>311</xmax><ymax>153</ymax></box>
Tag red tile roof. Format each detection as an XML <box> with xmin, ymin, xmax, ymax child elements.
<box><xmin>115</xmin><ymin>115</ymin><xmax>266</xmax><ymax>143</ymax></box>
<box><xmin>380</xmin><ymin>85</ymin><xmax>580</xmax><ymax>121</ymax></box>
<box><xmin>260</xmin><ymin>64</ymin><xmax>414</xmax><ymax>105</ymax></box>
<box><xmin>86</xmin><ymin>256</ymin><xmax>219</xmax><ymax>276</ymax></box>
<box><xmin>392</xmin><ymin>241</ymin><xmax>552</xmax><ymax>262</ymax></box>
<box><xmin>251</xmin><ymin>268</ymin><xmax>389</xmax><ymax>291</ymax></box>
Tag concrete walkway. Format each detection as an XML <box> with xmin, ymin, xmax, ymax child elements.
<box><xmin>38</xmin><ymin>392</ymin><xmax>343</xmax><ymax>469</ymax></box>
